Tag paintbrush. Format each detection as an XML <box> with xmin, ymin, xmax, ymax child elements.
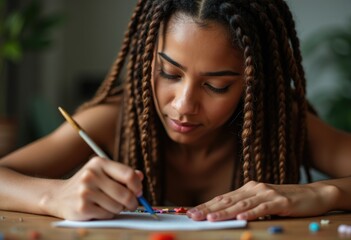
<box><xmin>58</xmin><ymin>106</ymin><xmax>159</xmax><ymax>220</ymax></box>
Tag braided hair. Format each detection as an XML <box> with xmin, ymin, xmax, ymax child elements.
<box><xmin>79</xmin><ymin>0</ymin><xmax>310</xmax><ymax>205</ymax></box>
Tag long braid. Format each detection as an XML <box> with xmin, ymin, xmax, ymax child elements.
<box><xmin>251</xmin><ymin>36</ymin><xmax>265</xmax><ymax>183</ymax></box>
<box><xmin>245</xmin><ymin>1</ymin><xmax>286</xmax><ymax>184</ymax></box>
<box><xmin>256</xmin><ymin>3</ymin><xmax>288</xmax><ymax>184</ymax></box>
<box><xmin>245</xmin><ymin>3</ymin><xmax>268</xmax><ymax>183</ymax></box>
<box><xmin>265</xmin><ymin>2</ymin><xmax>301</xmax><ymax>182</ymax></box>
<box><xmin>229</xmin><ymin>14</ymin><xmax>257</xmax><ymax>184</ymax></box>
<box><xmin>245</xmin><ymin>2</ymin><xmax>274</xmax><ymax>184</ymax></box>
<box><xmin>271</xmin><ymin>33</ymin><xmax>287</xmax><ymax>184</ymax></box>
<box><xmin>125</xmin><ymin>1</ymin><xmax>154</xmax><ymax>169</ymax></box>
<box><xmin>125</xmin><ymin>36</ymin><xmax>138</xmax><ymax>167</ymax></box>
<box><xmin>273</xmin><ymin>0</ymin><xmax>310</xmax><ymax>182</ymax></box>
<box><xmin>140</xmin><ymin>2</ymin><xmax>166</xmax><ymax>205</ymax></box>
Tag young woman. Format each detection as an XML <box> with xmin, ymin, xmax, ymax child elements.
<box><xmin>0</xmin><ymin>0</ymin><xmax>350</xmax><ymax>221</ymax></box>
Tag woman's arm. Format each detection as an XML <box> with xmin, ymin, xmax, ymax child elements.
<box><xmin>307</xmin><ymin>112</ymin><xmax>351</xmax><ymax>178</ymax></box>
<box><xmin>0</xmin><ymin>100</ymin><xmax>143</xmax><ymax>219</ymax></box>
<box><xmin>187</xmin><ymin>112</ymin><xmax>351</xmax><ymax>221</ymax></box>
<box><xmin>306</xmin><ymin>112</ymin><xmax>351</xmax><ymax>211</ymax></box>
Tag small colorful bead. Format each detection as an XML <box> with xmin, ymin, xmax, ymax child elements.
<box><xmin>76</xmin><ymin>228</ymin><xmax>88</xmax><ymax>237</ymax></box>
<box><xmin>240</xmin><ymin>231</ymin><xmax>253</xmax><ymax>240</ymax></box>
<box><xmin>267</xmin><ymin>225</ymin><xmax>283</xmax><ymax>234</ymax></box>
<box><xmin>27</xmin><ymin>230</ymin><xmax>41</xmax><ymax>240</ymax></box>
<box><xmin>309</xmin><ymin>222</ymin><xmax>320</xmax><ymax>232</ymax></box>
<box><xmin>149</xmin><ymin>233</ymin><xmax>175</xmax><ymax>240</ymax></box>
<box><xmin>338</xmin><ymin>224</ymin><xmax>351</xmax><ymax>235</ymax></box>
<box><xmin>320</xmin><ymin>219</ymin><xmax>330</xmax><ymax>225</ymax></box>
<box><xmin>174</xmin><ymin>207</ymin><xmax>188</xmax><ymax>213</ymax></box>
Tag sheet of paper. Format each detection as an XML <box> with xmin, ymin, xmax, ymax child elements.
<box><xmin>52</xmin><ymin>212</ymin><xmax>247</xmax><ymax>230</ymax></box>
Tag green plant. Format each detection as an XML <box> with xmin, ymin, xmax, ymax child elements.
<box><xmin>0</xmin><ymin>0</ymin><xmax>63</xmax><ymax>116</ymax></box>
<box><xmin>302</xmin><ymin>19</ymin><xmax>351</xmax><ymax>132</ymax></box>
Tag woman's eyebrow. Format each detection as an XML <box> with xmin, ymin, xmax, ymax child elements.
<box><xmin>158</xmin><ymin>52</ymin><xmax>186</xmax><ymax>70</ymax></box>
<box><xmin>202</xmin><ymin>71</ymin><xmax>241</xmax><ymax>77</ymax></box>
<box><xmin>158</xmin><ymin>52</ymin><xmax>241</xmax><ymax>76</ymax></box>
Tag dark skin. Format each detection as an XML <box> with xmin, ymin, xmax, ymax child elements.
<box><xmin>0</xmin><ymin>13</ymin><xmax>351</xmax><ymax>221</ymax></box>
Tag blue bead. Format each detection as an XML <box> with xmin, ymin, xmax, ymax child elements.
<box><xmin>268</xmin><ymin>225</ymin><xmax>283</xmax><ymax>234</ymax></box>
<box><xmin>309</xmin><ymin>222</ymin><xmax>320</xmax><ymax>232</ymax></box>
<box><xmin>0</xmin><ymin>232</ymin><xmax>4</xmax><ymax>240</ymax></box>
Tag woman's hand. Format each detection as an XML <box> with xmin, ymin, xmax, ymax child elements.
<box><xmin>187</xmin><ymin>180</ymin><xmax>339</xmax><ymax>221</ymax></box>
<box><xmin>40</xmin><ymin>157</ymin><xmax>144</xmax><ymax>220</ymax></box>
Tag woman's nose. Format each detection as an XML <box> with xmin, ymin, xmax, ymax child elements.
<box><xmin>171</xmin><ymin>83</ymin><xmax>199</xmax><ymax>115</ymax></box>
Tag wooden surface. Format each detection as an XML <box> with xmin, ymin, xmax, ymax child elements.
<box><xmin>0</xmin><ymin>210</ymin><xmax>351</xmax><ymax>239</ymax></box>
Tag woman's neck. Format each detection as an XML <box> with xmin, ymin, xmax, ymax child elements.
<box><xmin>163</xmin><ymin>126</ymin><xmax>237</xmax><ymax>205</ymax></box>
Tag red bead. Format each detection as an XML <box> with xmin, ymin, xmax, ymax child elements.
<box><xmin>28</xmin><ymin>230</ymin><xmax>41</xmax><ymax>240</ymax></box>
<box><xmin>149</xmin><ymin>233</ymin><xmax>175</xmax><ymax>240</ymax></box>
<box><xmin>174</xmin><ymin>207</ymin><xmax>188</xmax><ymax>213</ymax></box>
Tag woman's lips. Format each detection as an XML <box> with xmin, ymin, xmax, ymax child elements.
<box><xmin>167</xmin><ymin>118</ymin><xmax>200</xmax><ymax>133</ymax></box>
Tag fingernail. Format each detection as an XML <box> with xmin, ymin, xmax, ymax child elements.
<box><xmin>187</xmin><ymin>208</ymin><xmax>198</xmax><ymax>214</ymax></box>
<box><xmin>207</xmin><ymin>213</ymin><xmax>218</xmax><ymax>221</ymax></box>
<box><xmin>237</xmin><ymin>213</ymin><xmax>247</xmax><ymax>220</ymax></box>
<box><xmin>192</xmin><ymin>210</ymin><xmax>204</xmax><ymax>218</ymax></box>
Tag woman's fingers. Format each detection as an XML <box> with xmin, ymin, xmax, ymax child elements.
<box><xmin>187</xmin><ymin>181</ymin><xmax>297</xmax><ymax>222</ymax></box>
<box><xmin>187</xmin><ymin>183</ymin><xmax>257</xmax><ymax>220</ymax></box>
<box><xmin>76</xmin><ymin>187</ymin><xmax>122</xmax><ymax>219</ymax></box>
<box><xmin>187</xmin><ymin>193</ymin><xmax>238</xmax><ymax>220</ymax></box>
<box><xmin>96</xmin><ymin>172</ymin><xmax>139</xmax><ymax>210</ymax></box>
<box><xmin>206</xmin><ymin>195</ymin><xmax>264</xmax><ymax>221</ymax></box>
<box><xmin>90</xmin><ymin>157</ymin><xmax>143</xmax><ymax>196</ymax></box>
<box><xmin>59</xmin><ymin>157</ymin><xmax>145</xmax><ymax>220</ymax></box>
<box><xmin>188</xmin><ymin>194</ymin><xmax>264</xmax><ymax>221</ymax></box>
<box><xmin>134</xmin><ymin>170</ymin><xmax>144</xmax><ymax>181</ymax></box>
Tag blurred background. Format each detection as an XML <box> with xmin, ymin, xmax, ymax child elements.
<box><xmin>0</xmin><ymin>0</ymin><xmax>351</xmax><ymax>157</ymax></box>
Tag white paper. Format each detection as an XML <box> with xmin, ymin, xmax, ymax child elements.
<box><xmin>52</xmin><ymin>212</ymin><xmax>247</xmax><ymax>230</ymax></box>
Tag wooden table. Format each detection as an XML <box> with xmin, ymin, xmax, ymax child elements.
<box><xmin>0</xmin><ymin>210</ymin><xmax>350</xmax><ymax>239</ymax></box>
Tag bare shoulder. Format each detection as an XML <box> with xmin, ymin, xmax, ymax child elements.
<box><xmin>71</xmin><ymin>96</ymin><xmax>122</xmax><ymax>152</ymax></box>
<box><xmin>307</xmin><ymin>112</ymin><xmax>351</xmax><ymax>178</ymax></box>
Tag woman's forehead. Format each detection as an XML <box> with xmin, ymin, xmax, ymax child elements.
<box><xmin>156</xmin><ymin>13</ymin><xmax>243</xmax><ymax>72</ymax></box>
<box><xmin>163</xmin><ymin>12</ymin><xmax>228</xmax><ymax>35</ymax></box>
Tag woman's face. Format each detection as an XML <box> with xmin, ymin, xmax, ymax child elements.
<box><xmin>152</xmin><ymin>14</ymin><xmax>244</xmax><ymax>145</ymax></box>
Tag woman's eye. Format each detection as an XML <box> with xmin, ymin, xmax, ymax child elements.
<box><xmin>159</xmin><ymin>69</ymin><xmax>180</xmax><ymax>80</ymax></box>
<box><xmin>205</xmin><ymin>83</ymin><xmax>229</xmax><ymax>94</ymax></box>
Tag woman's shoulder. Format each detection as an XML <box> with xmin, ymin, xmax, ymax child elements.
<box><xmin>72</xmin><ymin>88</ymin><xmax>125</xmax><ymax>155</ymax></box>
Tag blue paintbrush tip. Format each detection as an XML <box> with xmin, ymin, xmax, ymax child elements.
<box><xmin>137</xmin><ymin>196</ymin><xmax>159</xmax><ymax>220</ymax></box>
